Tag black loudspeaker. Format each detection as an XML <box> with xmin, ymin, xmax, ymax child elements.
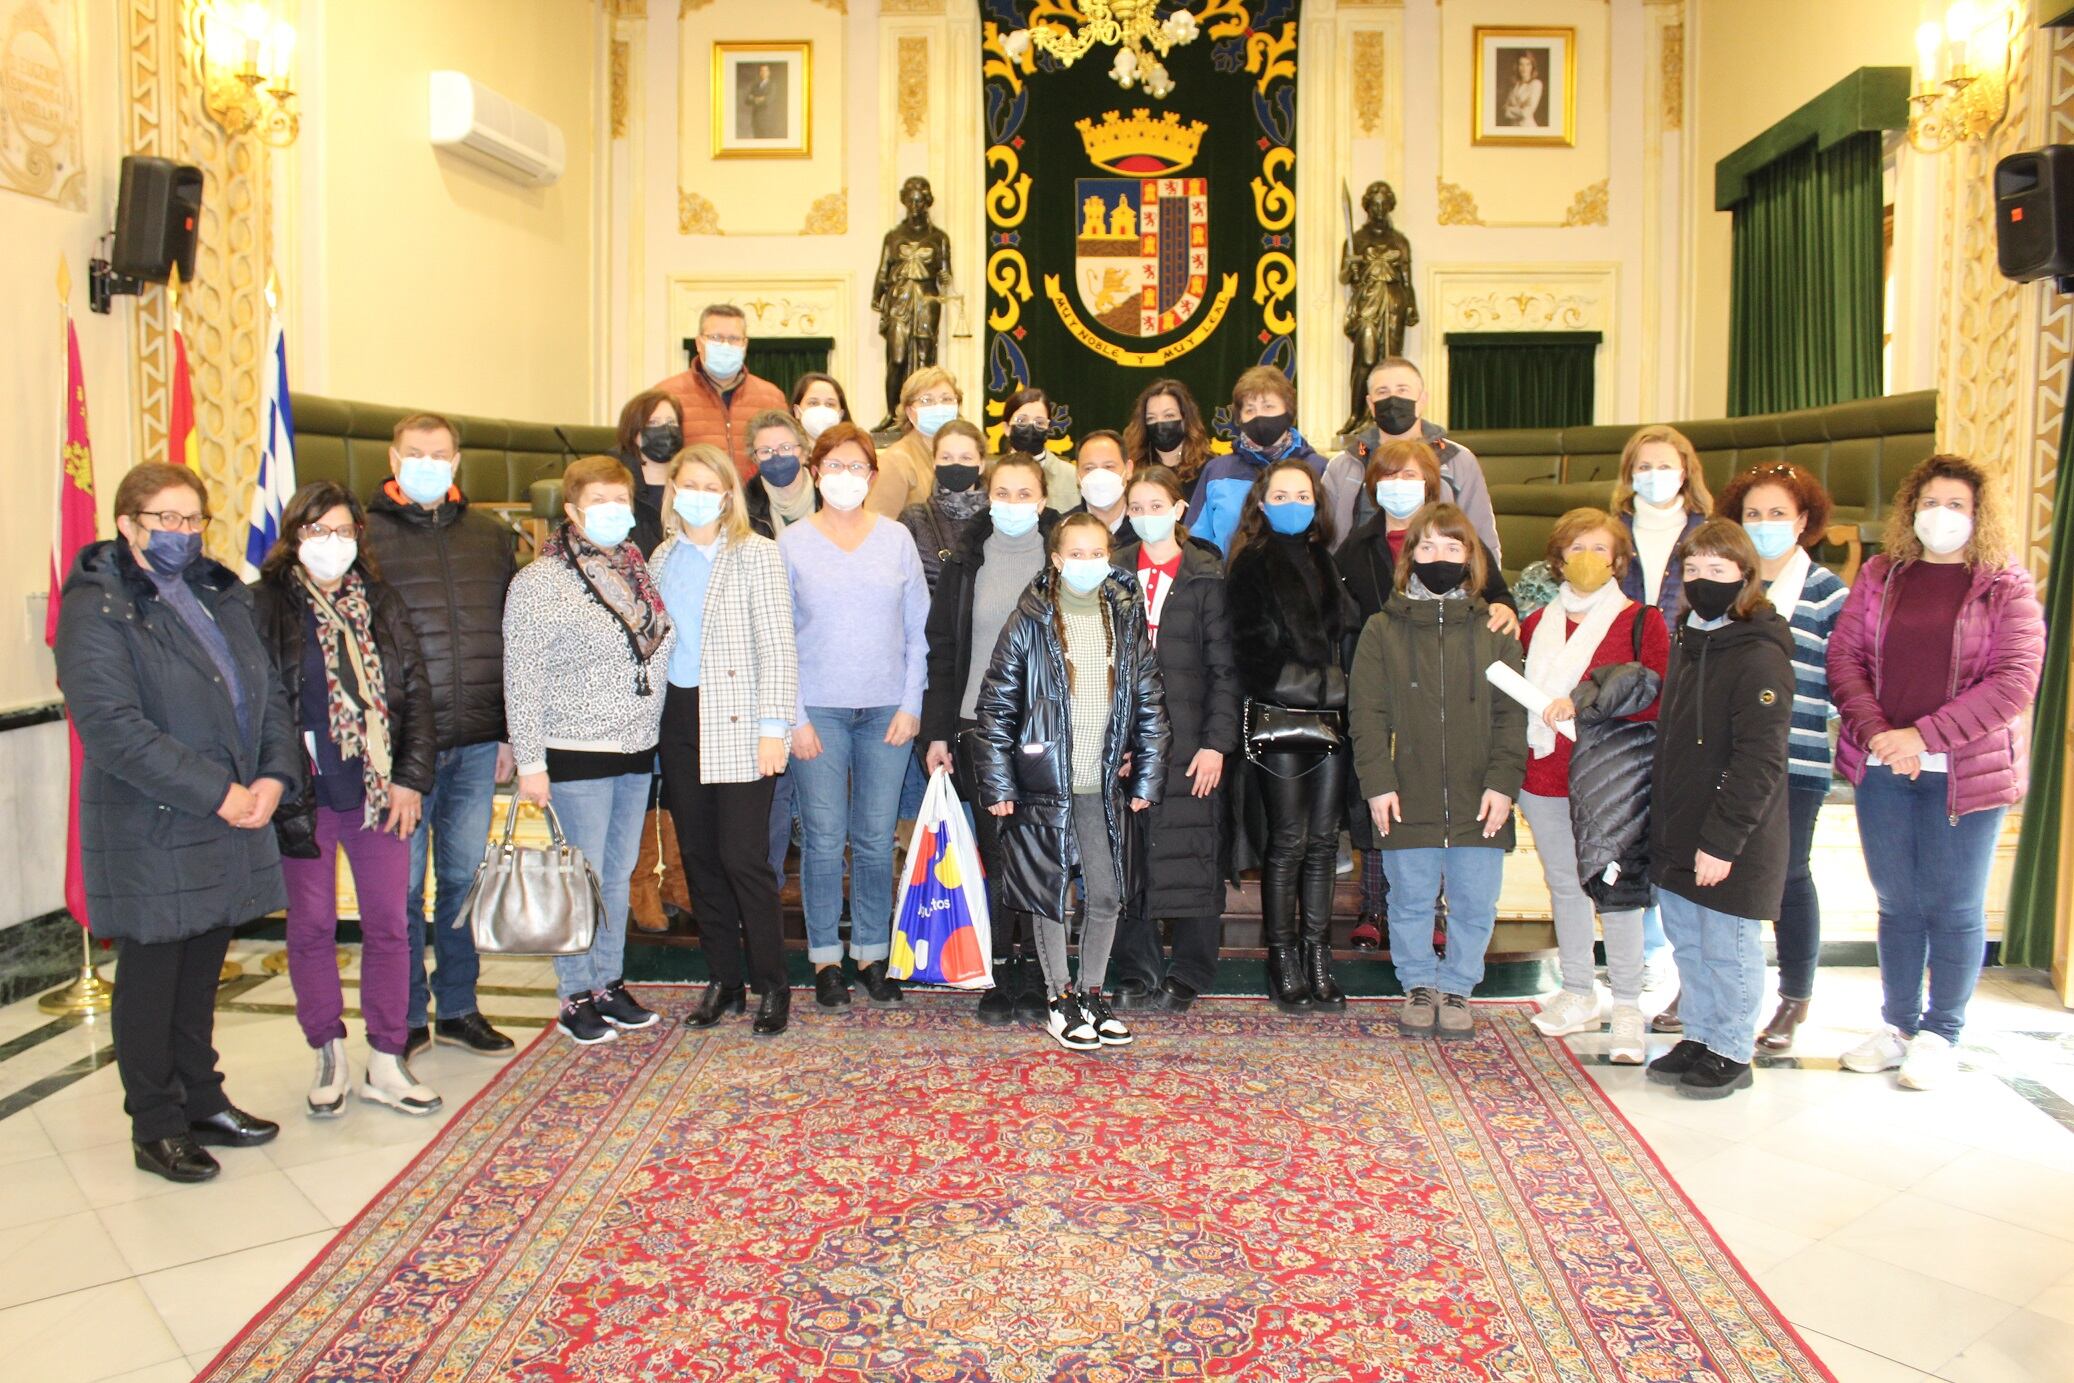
<box><xmin>1995</xmin><ymin>146</ymin><xmax>2074</xmax><ymax>284</ymax></box>
<box><xmin>111</xmin><ymin>155</ymin><xmax>204</xmax><ymax>283</ymax></box>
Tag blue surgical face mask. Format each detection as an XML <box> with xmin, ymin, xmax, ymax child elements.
<box><xmin>673</xmin><ymin>489</ymin><xmax>725</xmax><ymax>530</ymax></box>
<box><xmin>702</xmin><ymin>340</ymin><xmax>746</xmax><ymax>379</ymax></box>
<box><xmin>1264</xmin><ymin>500</ymin><xmax>1315</xmax><ymax>536</ymax></box>
<box><xmin>1060</xmin><ymin>557</ymin><xmax>1110</xmax><ymax>595</ymax></box>
<box><xmin>1130</xmin><ymin>511</ymin><xmax>1178</xmax><ymax>545</ymax></box>
<box><xmin>1632</xmin><ymin>469</ymin><xmax>1684</xmax><ymax>507</ymax></box>
<box><xmin>991</xmin><ymin>501</ymin><xmax>1040</xmax><ymax>538</ymax></box>
<box><xmin>397</xmin><ymin>455</ymin><xmax>455</xmax><ymax>506</ymax></box>
<box><xmin>581</xmin><ymin>502</ymin><xmax>636</xmax><ymax>547</ymax></box>
<box><xmin>1743</xmin><ymin>519</ymin><xmax>1798</xmax><ymax>561</ymax></box>
<box><xmin>1374</xmin><ymin>478</ymin><xmax>1425</xmax><ymax>520</ymax></box>
<box><xmin>141</xmin><ymin>527</ymin><xmax>202</xmax><ymax>576</ymax></box>
<box><xmin>913</xmin><ymin>403</ymin><xmax>958</xmax><ymax>438</ymax></box>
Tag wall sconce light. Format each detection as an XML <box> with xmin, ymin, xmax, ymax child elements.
<box><xmin>201</xmin><ymin>1</ymin><xmax>299</xmax><ymax>146</ymax></box>
<box><xmin>1909</xmin><ymin>2</ymin><xmax>2015</xmax><ymax>154</ymax></box>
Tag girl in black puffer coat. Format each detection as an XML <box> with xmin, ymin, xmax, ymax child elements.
<box><xmin>972</xmin><ymin>513</ymin><xmax>1171</xmax><ymax>1052</ymax></box>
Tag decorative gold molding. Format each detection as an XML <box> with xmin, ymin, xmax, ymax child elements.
<box><xmin>879</xmin><ymin>0</ymin><xmax>944</xmax><ymax>13</ymax></box>
<box><xmin>1435</xmin><ymin>176</ymin><xmax>1483</xmax><ymax>227</ymax></box>
<box><xmin>2029</xmin><ymin>27</ymin><xmax>2074</xmax><ymax>583</ymax></box>
<box><xmin>1338</xmin><ymin>0</ymin><xmax>1405</xmax><ymax>8</ymax></box>
<box><xmin>809</xmin><ymin>0</ymin><xmax>848</xmax><ymax>11</ymax></box>
<box><xmin>802</xmin><ymin>189</ymin><xmax>847</xmax><ymax>235</ymax></box>
<box><xmin>1352</xmin><ymin>33</ymin><xmax>1384</xmax><ymax>137</ymax></box>
<box><xmin>1444</xmin><ymin>288</ymin><xmax>1602</xmax><ymax>333</ymax></box>
<box><xmin>1561</xmin><ymin>178</ymin><xmax>1609</xmax><ymax>227</ymax></box>
<box><xmin>680</xmin><ymin>0</ymin><xmax>711</xmax><ymax>13</ymax></box>
<box><xmin>898</xmin><ymin>35</ymin><xmax>927</xmax><ymax>138</ymax></box>
<box><xmin>1661</xmin><ymin>24</ymin><xmax>1684</xmax><ymax>131</ymax></box>
<box><xmin>601</xmin><ymin>0</ymin><xmax>646</xmax><ymax>15</ymax></box>
<box><xmin>679</xmin><ymin>188</ymin><xmax>722</xmax><ymax>234</ymax></box>
<box><xmin>610</xmin><ymin>39</ymin><xmax>629</xmax><ymax>139</ymax></box>
<box><xmin>127</xmin><ymin>0</ymin><xmax>171</xmax><ymax>469</ymax></box>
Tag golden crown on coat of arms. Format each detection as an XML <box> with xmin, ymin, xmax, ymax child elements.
<box><xmin>1075</xmin><ymin>108</ymin><xmax>1208</xmax><ymax>174</ymax></box>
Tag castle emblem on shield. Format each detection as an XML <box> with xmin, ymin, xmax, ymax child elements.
<box><xmin>1074</xmin><ymin>109</ymin><xmax>1210</xmax><ymax>339</ymax></box>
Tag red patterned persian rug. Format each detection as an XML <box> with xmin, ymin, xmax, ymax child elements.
<box><xmin>197</xmin><ymin>995</ymin><xmax>1833</xmax><ymax>1382</ymax></box>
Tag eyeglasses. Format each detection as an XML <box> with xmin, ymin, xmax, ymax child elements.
<box><xmin>753</xmin><ymin>444</ymin><xmax>801</xmax><ymax>463</ymax></box>
<box><xmin>818</xmin><ymin>460</ymin><xmax>874</xmax><ymax>477</ymax></box>
<box><xmin>297</xmin><ymin>521</ymin><xmax>361</xmax><ymax>542</ymax></box>
<box><xmin>135</xmin><ymin>510</ymin><xmax>210</xmax><ymax>533</ymax></box>
<box><xmin>702</xmin><ymin>332</ymin><xmax>747</xmax><ymax>348</ymax></box>
<box><xmin>912</xmin><ymin>393</ymin><xmax>958</xmax><ymax>409</ymax></box>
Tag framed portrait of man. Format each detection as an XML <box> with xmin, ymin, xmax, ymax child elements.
<box><xmin>711</xmin><ymin>41</ymin><xmax>811</xmax><ymax>158</ymax></box>
<box><xmin>1471</xmin><ymin>27</ymin><xmax>1575</xmax><ymax>148</ymax></box>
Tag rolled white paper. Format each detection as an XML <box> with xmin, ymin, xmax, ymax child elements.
<box><xmin>1485</xmin><ymin>661</ymin><xmax>1576</xmax><ymax>741</ymax></box>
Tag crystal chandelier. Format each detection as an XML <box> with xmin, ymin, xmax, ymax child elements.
<box><xmin>1002</xmin><ymin>2</ymin><xmax>1202</xmax><ymax>100</ymax></box>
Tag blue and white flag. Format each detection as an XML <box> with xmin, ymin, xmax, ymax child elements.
<box><xmin>241</xmin><ymin>313</ymin><xmax>297</xmax><ymax>580</ymax></box>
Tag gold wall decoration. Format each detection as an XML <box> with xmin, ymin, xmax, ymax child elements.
<box><xmin>897</xmin><ymin>35</ymin><xmax>927</xmax><ymax>138</ymax></box>
<box><xmin>1660</xmin><ymin>23</ymin><xmax>1683</xmax><ymax>132</ymax></box>
<box><xmin>1435</xmin><ymin>176</ymin><xmax>1483</xmax><ymax>226</ymax></box>
<box><xmin>602</xmin><ymin>0</ymin><xmax>646</xmax><ymax>16</ymax></box>
<box><xmin>128</xmin><ymin>0</ymin><xmax>172</xmax><ymax>469</ymax></box>
<box><xmin>1561</xmin><ymin>177</ymin><xmax>1608</xmax><ymax>227</ymax></box>
<box><xmin>809</xmin><ymin>0</ymin><xmax>847</xmax><ymax>11</ymax></box>
<box><xmin>880</xmin><ymin>0</ymin><xmax>945</xmax><ymax>13</ymax></box>
<box><xmin>2028</xmin><ymin>26</ymin><xmax>2074</xmax><ymax>583</ymax></box>
<box><xmin>680</xmin><ymin>0</ymin><xmax>712</xmax><ymax>14</ymax></box>
<box><xmin>802</xmin><ymin>189</ymin><xmax>846</xmax><ymax>235</ymax></box>
<box><xmin>1445</xmin><ymin>288</ymin><xmax>1598</xmax><ymax>332</ymax></box>
<box><xmin>679</xmin><ymin>188</ymin><xmax>722</xmax><ymax>234</ymax></box>
<box><xmin>610</xmin><ymin>38</ymin><xmax>629</xmax><ymax>139</ymax></box>
<box><xmin>1352</xmin><ymin>32</ymin><xmax>1384</xmax><ymax>137</ymax></box>
<box><xmin>0</xmin><ymin>0</ymin><xmax>87</xmax><ymax>207</ymax></box>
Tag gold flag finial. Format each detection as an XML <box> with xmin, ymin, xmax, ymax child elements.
<box><xmin>57</xmin><ymin>255</ymin><xmax>72</xmax><ymax>305</ymax></box>
<box><xmin>167</xmin><ymin>262</ymin><xmax>184</xmax><ymax>321</ymax></box>
<box><xmin>265</xmin><ymin>267</ymin><xmax>278</xmax><ymax>314</ymax></box>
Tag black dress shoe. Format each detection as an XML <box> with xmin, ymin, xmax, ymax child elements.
<box><xmin>188</xmin><ymin>1106</ymin><xmax>280</xmax><ymax>1148</ymax></box>
<box><xmin>857</xmin><ymin>960</ymin><xmax>904</xmax><ymax>1005</ymax></box>
<box><xmin>686</xmin><ymin>982</ymin><xmax>748</xmax><ymax>1028</ymax></box>
<box><xmin>814</xmin><ymin>967</ymin><xmax>852</xmax><ymax>1008</ymax></box>
<box><xmin>436</xmin><ymin>1012</ymin><xmax>516</xmax><ymax>1055</ymax></box>
<box><xmin>1111</xmin><ymin>976</ymin><xmax>1160</xmax><ymax>1010</ymax></box>
<box><xmin>1157</xmin><ymin>976</ymin><xmax>1198</xmax><ymax>1011</ymax></box>
<box><xmin>751</xmin><ymin>986</ymin><xmax>791</xmax><ymax>1037</ymax></box>
<box><xmin>405</xmin><ymin>1026</ymin><xmax>431</xmax><ymax>1059</ymax></box>
<box><xmin>135</xmin><ymin>1134</ymin><xmax>219</xmax><ymax>1183</ymax></box>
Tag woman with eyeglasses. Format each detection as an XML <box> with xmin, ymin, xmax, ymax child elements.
<box><xmin>781</xmin><ymin>422</ymin><xmax>932</xmax><ymax>1007</ymax></box>
<box><xmin>254</xmin><ymin>482</ymin><xmax>441</xmax><ymax>1117</ymax></box>
<box><xmin>866</xmin><ymin>367</ymin><xmax>967</xmax><ymax>519</ymax></box>
<box><xmin>55</xmin><ymin>463</ymin><xmax>301</xmax><ymax>1183</ymax></box>
<box><xmin>744</xmin><ymin>410</ymin><xmax>819</xmax><ymax>539</ymax></box>
<box><xmin>1001</xmin><ymin>385</ymin><xmax>1084</xmax><ymax>512</ymax></box>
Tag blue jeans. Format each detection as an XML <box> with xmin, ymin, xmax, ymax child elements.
<box><xmin>792</xmin><ymin>705</ymin><xmax>910</xmax><ymax>966</ymax></box>
<box><xmin>1659</xmin><ymin>890</ymin><xmax>1763</xmax><ymax>1063</ymax></box>
<box><xmin>1382</xmin><ymin>846</ymin><xmax>1503</xmax><ymax>995</ymax></box>
<box><xmin>547</xmin><ymin>771</ymin><xmax>650</xmax><ymax>998</ymax></box>
<box><xmin>1856</xmin><ymin>765</ymin><xmax>2004</xmax><ymax>1043</ymax></box>
<box><xmin>407</xmin><ymin>740</ymin><xmax>500</xmax><ymax>1026</ymax></box>
<box><xmin>768</xmin><ymin>769</ymin><xmax>798</xmax><ymax>890</ymax></box>
<box><xmin>1642</xmin><ymin>903</ymin><xmax>1667</xmax><ymax>960</ymax></box>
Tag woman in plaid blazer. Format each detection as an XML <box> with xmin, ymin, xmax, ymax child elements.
<box><xmin>652</xmin><ymin>444</ymin><xmax>802</xmax><ymax>1037</ymax></box>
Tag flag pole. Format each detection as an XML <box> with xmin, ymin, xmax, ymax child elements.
<box><xmin>40</xmin><ymin>256</ymin><xmax>114</xmax><ymax>1019</ymax></box>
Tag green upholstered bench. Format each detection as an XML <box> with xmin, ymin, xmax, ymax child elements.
<box><xmin>290</xmin><ymin>392</ymin><xmax>618</xmax><ymax>512</ymax></box>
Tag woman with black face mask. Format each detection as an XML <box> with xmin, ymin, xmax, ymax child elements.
<box><xmin>1001</xmin><ymin>385</ymin><xmax>1082</xmax><ymax>512</ymax></box>
<box><xmin>899</xmin><ymin>419</ymin><xmax>993</xmax><ymax>593</ymax></box>
<box><xmin>1123</xmin><ymin>377</ymin><xmax>1214</xmax><ymax>492</ymax></box>
<box><xmin>612</xmin><ymin>389</ymin><xmax>684</xmax><ymax>557</ymax></box>
<box><xmin>1191</xmin><ymin>366</ymin><xmax>1324</xmax><ymax>555</ymax></box>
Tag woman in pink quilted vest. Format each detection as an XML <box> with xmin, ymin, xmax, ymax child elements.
<box><xmin>1827</xmin><ymin>455</ymin><xmax>2044</xmax><ymax>1092</ymax></box>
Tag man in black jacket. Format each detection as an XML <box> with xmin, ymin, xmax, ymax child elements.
<box><xmin>362</xmin><ymin>412</ymin><xmax>516</xmax><ymax>1058</ymax></box>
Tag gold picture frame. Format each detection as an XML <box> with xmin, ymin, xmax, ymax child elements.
<box><xmin>711</xmin><ymin>41</ymin><xmax>811</xmax><ymax>159</ymax></box>
<box><xmin>1472</xmin><ymin>26</ymin><xmax>1576</xmax><ymax>148</ymax></box>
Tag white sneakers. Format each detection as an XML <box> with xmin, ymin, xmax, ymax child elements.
<box><xmin>359</xmin><ymin>1051</ymin><xmax>444</xmax><ymax>1116</ymax></box>
<box><xmin>1046</xmin><ymin>994</ymin><xmax>1100</xmax><ymax>1052</ymax></box>
<box><xmin>307</xmin><ymin>1038</ymin><xmax>348</xmax><ymax>1118</ymax></box>
<box><xmin>1607</xmin><ymin>1006</ymin><xmax>1647</xmax><ymax>1065</ymax></box>
<box><xmin>1841</xmin><ymin>1025</ymin><xmax>1909</xmax><ymax>1074</ymax></box>
<box><xmin>1532</xmin><ymin>986</ymin><xmax>1605</xmax><ymax>1038</ymax></box>
<box><xmin>1898</xmin><ymin>1031</ymin><xmax>1959</xmax><ymax>1090</ymax></box>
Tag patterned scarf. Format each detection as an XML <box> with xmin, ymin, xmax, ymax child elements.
<box><xmin>542</xmin><ymin>521</ymin><xmax>672</xmax><ymax>694</ymax></box>
<box><xmin>298</xmin><ymin>569</ymin><xmax>394</xmax><ymax>826</ymax></box>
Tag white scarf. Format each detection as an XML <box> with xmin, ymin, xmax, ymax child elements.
<box><xmin>1631</xmin><ymin>498</ymin><xmax>1687</xmax><ymax>606</ymax></box>
<box><xmin>1764</xmin><ymin>545</ymin><xmax>1811</xmax><ymax>621</ymax></box>
<box><xmin>1524</xmin><ymin>580</ymin><xmax>1630</xmax><ymax>758</ymax></box>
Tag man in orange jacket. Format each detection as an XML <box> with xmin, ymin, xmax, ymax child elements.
<box><xmin>653</xmin><ymin>303</ymin><xmax>788</xmax><ymax>482</ymax></box>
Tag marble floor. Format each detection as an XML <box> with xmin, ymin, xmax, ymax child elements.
<box><xmin>0</xmin><ymin>942</ymin><xmax>2069</xmax><ymax>1383</ymax></box>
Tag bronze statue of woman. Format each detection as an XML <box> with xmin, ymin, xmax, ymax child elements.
<box><xmin>1340</xmin><ymin>180</ymin><xmax>1419</xmax><ymax>436</ymax></box>
<box><xmin>872</xmin><ymin>176</ymin><xmax>955</xmax><ymax>431</ymax></box>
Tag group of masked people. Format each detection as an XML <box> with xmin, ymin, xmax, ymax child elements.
<box><xmin>52</xmin><ymin>311</ymin><xmax>2044</xmax><ymax>1182</ymax></box>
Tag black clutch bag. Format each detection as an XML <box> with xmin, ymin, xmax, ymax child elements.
<box><xmin>1243</xmin><ymin>699</ymin><xmax>1345</xmax><ymax>759</ymax></box>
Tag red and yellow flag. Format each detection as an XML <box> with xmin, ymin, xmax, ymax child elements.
<box><xmin>49</xmin><ymin>263</ymin><xmax>98</xmax><ymax>929</ymax></box>
<box><xmin>166</xmin><ymin>264</ymin><xmax>196</xmax><ymax>468</ymax></box>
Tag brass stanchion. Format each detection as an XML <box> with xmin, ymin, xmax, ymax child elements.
<box><xmin>219</xmin><ymin>957</ymin><xmax>244</xmax><ymax>984</ymax></box>
<box><xmin>38</xmin><ymin>926</ymin><xmax>115</xmax><ymax>1017</ymax></box>
<box><xmin>261</xmin><ymin>948</ymin><xmax>348</xmax><ymax>975</ymax></box>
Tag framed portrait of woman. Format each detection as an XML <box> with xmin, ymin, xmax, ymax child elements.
<box><xmin>711</xmin><ymin>41</ymin><xmax>811</xmax><ymax>158</ymax></box>
<box><xmin>1471</xmin><ymin>27</ymin><xmax>1574</xmax><ymax>148</ymax></box>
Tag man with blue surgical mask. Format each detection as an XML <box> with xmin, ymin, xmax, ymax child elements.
<box><xmin>654</xmin><ymin>303</ymin><xmax>788</xmax><ymax>483</ymax></box>
<box><xmin>362</xmin><ymin>412</ymin><xmax>518</xmax><ymax>1062</ymax></box>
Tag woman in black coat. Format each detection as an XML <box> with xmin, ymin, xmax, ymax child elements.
<box><xmin>254</xmin><ymin>482</ymin><xmax>441</xmax><ymax>1121</ymax></box>
<box><xmin>1226</xmin><ymin>459</ymin><xmax>1359</xmax><ymax>1013</ymax></box>
<box><xmin>971</xmin><ymin>514</ymin><xmax>1171</xmax><ymax>1051</ymax></box>
<box><xmin>1109</xmin><ymin>465</ymin><xmax>1240</xmax><ymax>1009</ymax></box>
<box><xmin>54</xmin><ymin>464</ymin><xmax>301</xmax><ymax>1184</ymax></box>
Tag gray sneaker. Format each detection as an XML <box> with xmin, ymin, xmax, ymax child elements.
<box><xmin>1436</xmin><ymin>992</ymin><xmax>1475</xmax><ymax>1041</ymax></box>
<box><xmin>1399</xmin><ymin>986</ymin><xmax>1439</xmax><ymax>1035</ymax></box>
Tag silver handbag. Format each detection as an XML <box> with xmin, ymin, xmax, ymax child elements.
<box><xmin>454</xmin><ymin>798</ymin><xmax>604</xmax><ymax>956</ymax></box>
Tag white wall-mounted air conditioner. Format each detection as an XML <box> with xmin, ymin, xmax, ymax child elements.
<box><xmin>428</xmin><ymin>70</ymin><xmax>566</xmax><ymax>188</ymax></box>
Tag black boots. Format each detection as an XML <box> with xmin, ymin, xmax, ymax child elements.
<box><xmin>1302</xmin><ymin>939</ymin><xmax>1346</xmax><ymax>1009</ymax></box>
<box><xmin>752</xmin><ymin>986</ymin><xmax>791</xmax><ymax>1037</ymax></box>
<box><xmin>686</xmin><ymin>982</ymin><xmax>747</xmax><ymax>1028</ymax></box>
<box><xmin>976</xmin><ymin>951</ymin><xmax>1019</xmax><ymax>1025</ymax></box>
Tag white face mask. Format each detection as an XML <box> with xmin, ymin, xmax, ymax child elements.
<box><xmin>1632</xmin><ymin>469</ymin><xmax>1684</xmax><ymax>507</ymax></box>
<box><xmin>1079</xmin><ymin>468</ymin><xmax>1126</xmax><ymax>510</ymax></box>
<box><xmin>1914</xmin><ymin>506</ymin><xmax>1974</xmax><ymax>556</ymax></box>
<box><xmin>299</xmin><ymin>534</ymin><xmax>357</xmax><ymax>584</ymax></box>
<box><xmin>819</xmin><ymin>471</ymin><xmax>871</xmax><ymax>512</ymax></box>
<box><xmin>798</xmin><ymin>404</ymin><xmax>842</xmax><ymax>440</ymax></box>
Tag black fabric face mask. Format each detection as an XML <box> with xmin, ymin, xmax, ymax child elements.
<box><xmin>1146</xmin><ymin>418</ymin><xmax>1187</xmax><ymax>453</ymax></box>
<box><xmin>1239</xmin><ymin>413</ymin><xmax>1289</xmax><ymax>448</ymax></box>
<box><xmin>1007</xmin><ymin>422</ymin><xmax>1050</xmax><ymax>455</ymax></box>
<box><xmin>935</xmin><ymin>463</ymin><xmax>981</xmax><ymax>493</ymax></box>
<box><xmin>1373</xmin><ymin>395</ymin><xmax>1418</xmax><ymax>437</ymax></box>
<box><xmin>1684</xmin><ymin>576</ymin><xmax>1743</xmax><ymax>622</ymax></box>
<box><xmin>638</xmin><ymin>424</ymin><xmax>682</xmax><ymax>463</ymax></box>
<box><xmin>1413</xmin><ymin>558</ymin><xmax>1467</xmax><ymax>593</ymax></box>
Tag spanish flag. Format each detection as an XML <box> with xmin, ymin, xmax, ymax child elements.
<box><xmin>166</xmin><ymin>265</ymin><xmax>197</xmax><ymax>468</ymax></box>
<box><xmin>49</xmin><ymin>261</ymin><xmax>98</xmax><ymax>929</ymax></box>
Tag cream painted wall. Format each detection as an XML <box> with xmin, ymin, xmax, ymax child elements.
<box><xmin>295</xmin><ymin>0</ymin><xmax>603</xmax><ymax>423</ymax></box>
<box><xmin>1686</xmin><ymin>0</ymin><xmax>1921</xmax><ymax>417</ymax></box>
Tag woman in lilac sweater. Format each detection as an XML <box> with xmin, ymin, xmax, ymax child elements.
<box><xmin>1828</xmin><ymin>455</ymin><xmax>2043</xmax><ymax>1092</ymax></box>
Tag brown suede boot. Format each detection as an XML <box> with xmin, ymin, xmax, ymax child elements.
<box><xmin>1756</xmin><ymin>996</ymin><xmax>1809</xmax><ymax>1054</ymax></box>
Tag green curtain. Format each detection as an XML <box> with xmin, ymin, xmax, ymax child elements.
<box><xmin>2001</xmin><ymin>420</ymin><xmax>2074</xmax><ymax>969</ymax></box>
<box><xmin>687</xmin><ymin>336</ymin><xmax>832</xmax><ymax>400</ymax></box>
<box><xmin>1446</xmin><ymin>332</ymin><xmax>1600</xmax><ymax>431</ymax></box>
<box><xmin>1726</xmin><ymin>131</ymin><xmax>1882</xmax><ymax>417</ymax></box>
